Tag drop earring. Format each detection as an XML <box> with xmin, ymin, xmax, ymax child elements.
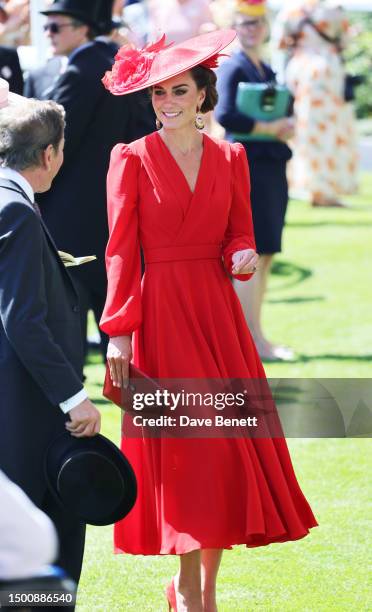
<box><xmin>195</xmin><ymin>107</ymin><xmax>205</xmax><ymax>130</ymax></box>
<box><xmin>156</xmin><ymin>118</ymin><xmax>162</xmax><ymax>130</ymax></box>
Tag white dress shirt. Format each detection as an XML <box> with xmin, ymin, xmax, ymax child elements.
<box><xmin>0</xmin><ymin>166</ymin><xmax>88</xmax><ymax>413</ymax></box>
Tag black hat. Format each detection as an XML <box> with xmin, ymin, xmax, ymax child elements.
<box><xmin>40</xmin><ymin>0</ymin><xmax>102</xmax><ymax>30</ymax></box>
<box><xmin>96</xmin><ymin>0</ymin><xmax>118</xmax><ymax>35</ymax></box>
<box><xmin>45</xmin><ymin>433</ymin><xmax>137</xmax><ymax>526</ymax></box>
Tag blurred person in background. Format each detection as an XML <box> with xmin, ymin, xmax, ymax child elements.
<box><xmin>27</xmin><ymin>0</ymin><xmax>154</xmax><ymax>363</ymax></box>
<box><xmin>24</xmin><ymin>53</ymin><xmax>65</xmax><ymax>99</ymax></box>
<box><xmin>122</xmin><ymin>0</ymin><xmax>150</xmax><ymax>45</ymax></box>
<box><xmin>274</xmin><ymin>0</ymin><xmax>358</xmax><ymax>207</ymax></box>
<box><xmin>148</xmin><ymin>0</ymin><xmax>216</xmax><ymax>44</ymax></box>
<box><xmin>215</xmin><ymin>0</ymin><xmax>295</xmax><ymax>361</ymax></box>
<box><xmin>95</xmin><ymin>0</ymin><xmax>155</xmax><ymax>140</ymax></box>
<box><xmin>0</xmin><ymin>0</ymin><xmax>27</xmax><ymax>95</ymax></box>
<box><xmin>0</xmin><ymin>0</ymin><xmax>29</xmax><ymax>46</ymax></box>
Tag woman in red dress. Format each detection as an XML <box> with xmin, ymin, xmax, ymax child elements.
<box><xmin>100</xmin><ymin>30</ymin><xmax>318</xmax><ymax>612</ymax></box>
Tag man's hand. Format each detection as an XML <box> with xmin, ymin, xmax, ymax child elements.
<box><xmin>65</xmin><ymin>399</ymin><xmax>101</xmax><ymax>438</ymax></box>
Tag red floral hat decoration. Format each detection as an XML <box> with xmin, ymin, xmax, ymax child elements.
<box><xmin>102</xmin><ymin>29</ymin><xmax>236</xmax><ymax>96</ymax></box>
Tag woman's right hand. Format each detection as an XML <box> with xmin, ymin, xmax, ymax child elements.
<box><xmin>107</xmin><ymin>335</ymin><xmax>132</xmax><ymax>388</ymax></box>
<box><xmin>253</xmin><ymin>117</ymin><xmax>294</xmax><ymax>141</ymax></box>
<box><xmin>270</xmin><ymin>117</ymin><xmax>295</xmax><ymax>141</ymax></box>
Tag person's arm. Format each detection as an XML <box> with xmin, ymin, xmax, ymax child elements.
<box><xmin>215</xmin><ymin>60</ymin><xmax>256</xmax><ymax>133</ymax></box>
<box><xmin>100</xmin><ymin>144</ymin><xmax>142</xmax><ymax>337</ymax></box>
<box><xmin>0</xmin><ymin>203</ymin><xmax>84</xmax><ymax>405</ymax></box>
<box><xmin>215</xmin><ymin>59</ymin><xmax>295</xmax><ymax>138</ymax></box>
<box><xmin>99</xmin><ymin>144</ymin><xmax>142</xmax><ymax>387</ymax></box>
<box><xmin>222</xmin><ymin>144</ymin><xmax>257</xmax><ymax>281</ymax></box>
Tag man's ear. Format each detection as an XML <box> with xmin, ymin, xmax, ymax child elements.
<box><xmin>41</xmin><ymin>144</ymin><xmax>54</xmax><ymax>171</ymax></box>
<box><xmin>80</xmin><ymin>23</ymin><xmax>90</xmax><ymax>40</ymax></box>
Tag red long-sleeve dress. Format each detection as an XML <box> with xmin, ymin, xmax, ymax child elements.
<box><xmin>100</xmin><ymin>131</ymin><xmax>318</xmax><ymax>554</ymax></box>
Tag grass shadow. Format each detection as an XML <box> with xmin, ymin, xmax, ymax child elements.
<box><xmin>267</xmin><ymin>296</ymin><xmax>325</xmax><ymax>304</ymax></box>
<box><xmin>263</xmin><ymin>353</ymin><xmax>372</xmax><ymax>364</ymax></box>
<box><xmin>269</xmin><ymin>260</ymin><xmax>312</xmax><ymax>290</ymax></box>
<box><xmin>288</xmin><ymin>220</ymin><xmax>372</xmax><ymax>228</ymax></box>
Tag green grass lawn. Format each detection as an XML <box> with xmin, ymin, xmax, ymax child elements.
<box><xmin>78</xmin><ymin>174</ymin><xmax>372</xmax><ymax>611</ymax></box>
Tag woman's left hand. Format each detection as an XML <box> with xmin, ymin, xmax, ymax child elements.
<box><xmin>231</xmin><ymin>249</ymin><xmax>259</xmax><ymax>275</ymax></box>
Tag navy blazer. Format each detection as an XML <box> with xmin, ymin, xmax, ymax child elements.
<box><xmin>0</xmin><ymin>178</ymin><xmax>84</xmax><ymax>498</ymax></box>
<box><xmin>215</xmin><ymin>51</ymin><xmax>292</xmax><ymax>161</ymax></box>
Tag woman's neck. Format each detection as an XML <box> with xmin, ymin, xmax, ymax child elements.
<box><xmin>159</xmin><ymin>126</ymin><xmax>203</xmax><ymax>156</ymax></box>
<box><xmin>242</xmin><ymin>47</ymin><xmax>262</xmax><ymax>68</ymax></box>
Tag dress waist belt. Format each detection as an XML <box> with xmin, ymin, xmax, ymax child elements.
<box><xmin>144</xmin><ymin>245</ymin><xmax>222</xmax><ymax>264</ymax></box>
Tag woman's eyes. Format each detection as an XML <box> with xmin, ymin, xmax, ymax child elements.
<box><xmin>153</xmin><ymin>89</ymin><xmax>187</xmax><ymax>96</ymax></box>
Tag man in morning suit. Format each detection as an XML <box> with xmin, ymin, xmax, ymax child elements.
<box><xmin>0</xmin><ymin>95</ymin><xmax>101</xmax><ymax>596</ymax></box>
<box><xmin>30</xmin><ymin>0</ymin><xmax>154</xmax><ymax>361</ymax></box>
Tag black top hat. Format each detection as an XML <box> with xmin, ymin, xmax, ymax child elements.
<box><xmin>45</xmin><ymin>433</ymin><xmax>137</xmax><ymax>526</ymax></box>
<box><xmin>96</xmin><ymin>0</ymin><xmax>118</xmax><ymax>35</ymax></box>
<box><xmin>40</xmin><ymin>0</ymin><xmax>102</xmax><ymax>30</ymax></box>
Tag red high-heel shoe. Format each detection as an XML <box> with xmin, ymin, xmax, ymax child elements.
<box><xmin>165</xmin><ymin>578</ymin><xmax>177</xmax><ymax>611</ymax></box>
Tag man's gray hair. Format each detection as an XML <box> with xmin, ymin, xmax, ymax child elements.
<box><xmin>0</xmin><ymin>99</ymin><xmax>65</xmax><ymax>171</ymax></box>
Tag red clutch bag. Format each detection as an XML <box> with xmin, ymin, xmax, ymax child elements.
<box><xmin>103</xmin><ymin>363</ymin><xmax>164</xmax><ymax>416</ymax></box>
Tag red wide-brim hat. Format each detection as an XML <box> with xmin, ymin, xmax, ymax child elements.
<box><xmin>102</xmin><ymin>29</ymin><xmax>237</xmax><ymax>96</ymax></box>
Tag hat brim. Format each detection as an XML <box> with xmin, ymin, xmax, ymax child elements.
<box><xmin>107</xmin><ymin>29</ymin><xmax>237</xmax><ymax>96</ymax></box>
<box><xmin>45</xmin><ymin>433</ymin><xmax>137</xmax><ymax>526</ymax></box>
<box><xmin>39</xmin><ymin>8</ymin><xmax>99</xmax><ymax>29</ymax></box>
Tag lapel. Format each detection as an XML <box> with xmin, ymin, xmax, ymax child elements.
<box><xmin>0</xmin><ymin>179</ymin><xmax>79</xmax><ymax>297</ymax></box>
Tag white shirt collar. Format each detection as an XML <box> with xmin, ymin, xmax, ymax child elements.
<box><xmin>0</xmin><ymin>167</ymin><xmax>35</xmax><ymax>203</ymax></box>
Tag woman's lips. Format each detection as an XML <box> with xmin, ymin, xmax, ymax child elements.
<box><xmin>162</xmin><ymin>111</ymin><xmax>182</xmax><ymax>118</ymax></box>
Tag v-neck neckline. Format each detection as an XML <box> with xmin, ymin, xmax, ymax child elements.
<box><xmin>240</xmin><ymin>51</ymin><xmax>269</xmax><ymax>83</ymax></box>
<box><xmin>156</xmin><ymin>131</ymin><xmax>207</xmax><ymax>197</ymax></box>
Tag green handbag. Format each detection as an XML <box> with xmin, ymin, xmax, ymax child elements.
<box><xmin>232</xmin><ymin>82</ymin><xmax>291</xmax><ymax>142</ymax></box>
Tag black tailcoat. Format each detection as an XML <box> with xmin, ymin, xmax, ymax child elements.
<box><xmin>0</xmin><ymin>179</ymin><xmax>86</xmax><ymax>584</ymax></box>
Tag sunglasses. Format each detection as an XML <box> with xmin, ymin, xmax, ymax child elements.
<box><xmin>235</xmin><ymin>19</ymin><xmax>265</xmax><ymax>29</ymax></box>
<box><xmin>43</xmin><ymin>22</ymin><xmax>76</xmax><ymax>34</ymax></box>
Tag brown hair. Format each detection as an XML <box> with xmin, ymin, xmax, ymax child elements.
<box><xmin>190</xmin><ymin>65</ymin><xmax>218</xmax><ymax>113</ymax></box>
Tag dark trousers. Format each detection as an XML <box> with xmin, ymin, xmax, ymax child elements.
<box><xmin>42</xmin><ymin>489</ymin><xmax>86</xmax><ymax>585</ymax></box>
<box><xmin>35</xmin><ymin>489</ymin><xmax>86</xmax><ymax>612</ymax></box>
